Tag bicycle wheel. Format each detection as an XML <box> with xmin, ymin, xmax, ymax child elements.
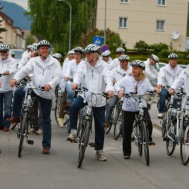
<box><xmin>142</xmin><ymin>121</ymin><xmax>150</xmax><ymax>166</ymax></box>
<box><xmin>113</xmin><ymin>109</ymin><xmax>122</xmax><ymax>140</ymax></box>
<box><xmin>162</xmin><ymin>112</ymin><xmax>168</xmax><ymax>138</ymax></box>
<box><xmin>18</xmin><ymin>113</ymin><xmax>28</xmax><ymax>158</ymax></box>
<box><xmin>54</xmin><ymin>94</ymin><xmax>63</xmax><ymax>127</ymax></box>
<box><xmin>78</xmin><ymin>120</ymin><xmax>90</xmax><ymax>168</ymax></box>
<box><xmin>166</xmin><ymin>121</ymin><xmax>176</xmax><ymax>156</ymax></box>
<box><xmin>77</xmin><ymin>109</ymin><xmax>83</xmax><ymax>136</ymax></box>
<box><xmin>105</xmin><ymin>107</ymin><xmax>116</xmax><ymax>134</ymax></box>
<box><xmin>133</xmin><ymin>121</ymin><xmax>142</xmax><ymax>156</ymax></box>
<box><xmin>180</xmin><ymin>125</ymin><xmax>189</xmax><ymax>165</ymax></box>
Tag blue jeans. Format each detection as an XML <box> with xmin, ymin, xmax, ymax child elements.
<box><xmin>159</xmin><ymin>88</ymin><xmax>170</xmax><ymax>113</ymax></box>
<box><xmin>13</xmin><ymin>87</ymin><xmax>52</xmax><ymax>148</ymax></box>
<box><xmin>65</xmin><ymin>84</ymin><xmax>75</xmax><ymax>104</ymax></box>
<box><xmin>0</xmin><ymin>91</ymin><xmax>13</xmax><ymax>127</ymax></box>
<box><xmin>70</xmin><ymin>96</ymin><xmax>105</xmax><ymax>150</ymax></box>
<box><xmin>105</xmin><ymin>95</ymin><xmax>119</xmax><ymax>124</ymax></box>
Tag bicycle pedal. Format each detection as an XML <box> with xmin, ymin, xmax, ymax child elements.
<box><xmin>27</xmin><ymin>140</ymin><xmax>34</xmax><ymax>145</ymax></box>
<box><xmin>89</xmin><ymin>142</ymin><xmax>96</xmax><ymax>148</ymax></box>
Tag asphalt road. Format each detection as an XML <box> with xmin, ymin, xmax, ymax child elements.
<box><xmin>0</xmin><ymin>107</ymin><xmax>188</xmax><ymax>189</ymax></box>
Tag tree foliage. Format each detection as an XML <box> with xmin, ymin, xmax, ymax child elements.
<box><xmin>25</xmin><ymin>35</ymin><xmax>36</xmax><ymax>47</ymax></box>
<box><xmin>79</xmin><ymin>28</ymin><xmax>123</xmax><ymax>54</ymax></box>
<box><xmin>28</xmin><ymin>0</ymin><xmax>97</xmax><ymax>53</ymax></box>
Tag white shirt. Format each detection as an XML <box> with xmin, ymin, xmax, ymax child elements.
<box><xmin>108</xmin><ymin>58</ymin><xmax>119</xmax><ymax>70</ymax></box>
<box><xmin>144</xmin><ymin>58</ymin><xmax>158</xmax><ymax>80</ymax></box>
<box><xmin>116</xmin><ymin>76</ymin><xmax>154</xmax><ymax>112</ymax></box>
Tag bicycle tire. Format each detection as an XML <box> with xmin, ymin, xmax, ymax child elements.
<box><xmin>78</xmin><ymin>120</ymin><xmax>90</xmax><ymax>168</ymax></box>
<box><xmin>142</xmin><ymin>121</ymin><xmax>150</xmax><ymax>166</ymax></box>
<box><xmin>180</xmin><ymin>125</ymin><xmax>189</xmax><ymax>165</ymax></box>
<box><xmin>18</xmin><ymin>113</ymin><xmax>28</xmax><ymax>158</ymax></box>
<box><xmin>54</xmin><ymin>94</ymin><xmax>63</xmax><ymax>127</ymax></box>
<box><xmin>77</xmin><ymin>110</ymin><xmax>83</xmax><ymax>136</ymax></box>
<box><xmin>166</xmin><ymin>121</ymin><xmax>176</xmax><ymax>156</ymax></box>
<box><xmin>113</xmin><ymin>109</ymin><xmax>122</xmax><ymax>140</ymax></box>
<box><xmin>105</xmin><ymin>107</ymin><xmax>115</xmax><ymax>134</ymax></box>
<box><xmin>133</xmin><ymin>121</ymin><xmax>142</xmax><ymax>156</ymax></box>
<box><xmin>161</xmin><ymin>112</ymin><xmax>168</xmax><ymax>137</ymax></box>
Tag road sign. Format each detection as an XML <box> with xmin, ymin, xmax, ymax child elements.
<box><xmin>93</xmin><ymin>36</ymin><xmax>103</xmax><ymax>46</ymax></box>
<box><xmin>101</xmin><ymin>44</ymin><xmax>109</xmax><ymax>52</ymax></box>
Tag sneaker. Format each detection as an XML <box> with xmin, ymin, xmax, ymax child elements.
<box><xmin>157</xmin><ymin>113</ymin><xmax>164</xmax><ymax>119</ymax></box>
<box><xmin>96</xmin><ymin>150</ymin><xmax>107</xmax><ymax>161</ymax></box>
<box><xmin>67</xmin><ymin>133</ymin><xmax>77</xmax><ymax>143</ymax></box>
<box><xmin>149</xmin><ymin>140</ymin><xmax>156</xmax><ymax>146</ymax></box>
<box><xmin>124</xmin><ymin>155</ymin><xmax>130</xmax><ymax>159</ymax></box>
<box><xmin>8</xmin><ymin>117</ymin><xmax>20</xmax><ymax>124</ymax></box>
<box><xmin>36</xmin><ymin>129</ymin><xmax>43</xmax><ymax>135</ymax></box>
<box><xmin>3</xmin><ymin>127</ymin><xmax>9</xmax><ymax>132</ymax></box>
<box><xmin>57</xmin><ymin>118</ymin><xmax>63</xmax><ymax>127</ymax></box>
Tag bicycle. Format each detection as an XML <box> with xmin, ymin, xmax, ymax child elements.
<box><xmin>127</xmin><ymin>92</ymin><xmax>154</xmax><ymax>166</ymax></box>
<box><xmin>180</xmin><ymin>95</ymin><xmax>189</xmax><ymax>165</ymax></box>
<box><xmin>17</xmin><ymin>84</ymin><xmax>46</xmax><ymax>158</ymax></box>
<box><xmin>76</xmin><ymin>87</ymin><xmax>108</xmax><ymax>168</ymax></box>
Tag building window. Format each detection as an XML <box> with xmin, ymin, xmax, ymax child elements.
<box><xmin>156</xmin><ymin>20</ymin><xmax>165</xmax><ymax>31</ymax></box>
<box><xmin>157</xmin><ymin>0</ymin><xmax>166</xmax><ymax>6</ymax></box>
<box><xmin>120</xmin><ymin>0</ymin><xmax>129</xmax><ymax>3</ymax></box>
<box><xmin>119</xmin><ymin>17</ymin><xmax>127</xmax><ymax>28</ymax></box>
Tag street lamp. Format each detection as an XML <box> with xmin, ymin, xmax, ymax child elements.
<box><xmin>58</xmin><ymin>0</ymin><xmax>72</xmax><ymax>51</ymax></box>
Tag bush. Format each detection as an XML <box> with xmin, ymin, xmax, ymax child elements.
<box><xmin>150</xmin><ymin>43</ymin><xmax>169</xmax><ymax>53</ymax></box>
<box><xmin>159</xmin><ymin>49</ymin><xmax>171</xmax><ymax>58</ymax></box>
<box><xmin>134</xmin><ymin>41</ymin><xmax>149</xmax><ymax>54</ymax></box>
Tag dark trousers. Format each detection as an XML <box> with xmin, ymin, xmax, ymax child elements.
<box><xmin>70</xmin><ymin>96</ymin><xmax>105</xmax><ymax>150</ymax></box>
<box><xmin>123</xmin><ymin>108</ymin><xmax>153</xmax><ymax>156</ymax></box>
<box><xmin>13</xmin><ymin>87</ymin><xmax>52</xmax><ymax>148</ymax></box>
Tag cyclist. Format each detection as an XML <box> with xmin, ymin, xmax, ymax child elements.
<box><xmin>52</xmin><ymin>53</ymin><xmax>63</xmax><ymax>64</ymax></box>
<box><xmin>0</xmin><ymin>43</ymin><xmax>17</xmax><ymax>131</ymax></box>
<box><xmin>105</xmin><ymin>54</ymin><xmax>132</xmax><ymax>128</ymax></box>
<box><xmin>116</xmin><ymin>60</ymin><xmax>159</xmax><ymax>159</ymax></box>
<box><xmin>157</xmin><ymin>53</ymin><xmax>183</xmax><ymax>118</ymax></box>
<box><xmin>144</xmin><ymin>54</ymin><xmax>159</xmax><ymax>86</ymax></box>
<box><xmin>9</xmin><ymin>40</ymin><xmax>62</xmax><ymax>154</ymax></box>
<box><xmin>9</xmin><ymin>50</ymin><xmax>16</xmax><ymax>59</ymax></box>
<box><xmin>101</xmin><ymin>50</ymin><xmax>112</xmax><ymax>64</ymax></box>
<box><xmin>108</xmin><ymin>47</ymin><xmax>125</xmax><ymax>70</ymax></box>
<box><xmin>67</xmin><ymin>44</ymin><xmax>114</xmax><ymax>161</ymax></box>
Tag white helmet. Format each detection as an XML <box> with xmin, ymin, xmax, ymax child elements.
<box><xmin>31</xmin><ymin>43</ymin><xmax>38</xmax><ymax>52</ymax></box>
<box><xmin>116</xmin><ymin>47</ymin><xmax>125</xmax><ymax>53</ymax></box>
<box><xmin>131</xmin><ymin>60</ymin><xmax>145</xmax><ymax>70</ymax></box>
<box><xmin>101</xmin><ymin>50</ymin><xmax>111</xmax><ymax>57</ymax></box>
<box><xmin>168</xmin><ymin>53</ymin><xmax>178</xmax><ymax>59</ymax></box>
<box><xmin>0</xmin><ymin>43</ymin><xmax>9</xmax><ymax>51</ymax></box>
<box><xmin>68</xmin><ymin>50</ymin><xmax>75</xmax><ymax>55</ymax></box>
<box><xmin>151</xmin><ymin>54</ymin><xmax>159</xmax><ymax>63</ymax></box>
<box><xmin>37</xmin><ymin>40</ymin><xmax>51</xmax><ymax>49</ymax></box>
<box><xmin>119</xmin><ymin>54</ymin><xmax>130</xmax><ymax>61</ymax></box>
<box><xmin>85</xmin><ymin>44</ymin><xmax>101</xmax><ymax>54</ymax></box>
<box><xmin>52</xmin><ymin>53</ymin><xmax>62</xmax><ymax>59</ymax></box>
<box><xmin>9</xmin><ymin>50</ymin><xmax>15</xmax><ymax>55</ymax></box>
<box><xmin>74</xmin><ymin>47</ymin><xmax>85</xmax><ymax>54</ymax></box>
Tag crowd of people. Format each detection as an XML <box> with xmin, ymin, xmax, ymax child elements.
<box><xmin>0</xmin><ymin>40</ymin><xmax>188</xmax><ymax>161</ymax></box>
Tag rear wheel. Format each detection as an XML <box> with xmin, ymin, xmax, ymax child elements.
<box><xmin>166</xmin><ymin>121</ymin><xmax>176</xmax><ymax>156</ymax></box>
<box><xmin>180</xmin><ymin>125</ymin><xmax>189</xmax><ymax>165</ymax></box>
<box><xmin>78</xmin><ymin>120</ymin><xmax>90</xmax><ymax>168</ymax></box>
<box><xmin>54</xmin><ymin>93</ymin><xmax>63</xmax><ymax>127</ymax></box>
<box><xmin>18</xmin><ymin>114</ymin><xmax>28</xmax><ymax>158</ymax></box>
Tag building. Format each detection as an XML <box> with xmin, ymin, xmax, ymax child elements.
<box><xmin>96</xmin><ymin>0</ymin><xmax>188</xmax><ymax>51</ymax></box>
<box><xmin>0</xmin><ymin>11</ymin><xmax>25</xmax><ymax>48</ymax></box>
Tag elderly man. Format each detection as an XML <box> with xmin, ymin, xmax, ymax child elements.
<box><xmin>9</xmin><ymin>40</ymin><xmax>62</xmax><ymax>154</ymax></box>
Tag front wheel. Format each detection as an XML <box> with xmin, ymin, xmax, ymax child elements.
<box><xmin>142</xmin><ymin>121</ymin><xmax>150</xmax><ymax>166</ymax></box>
<box><xmin>113</xmin><ymin>110</ymin><xmax>122</xmax><ymax>140</ymax></box>
<box><xmin>54</xmin><ymin>94</ymin><xmax>63</xmax><ymax>127</ymax></box>
<box><xmin>18</xmin><ymin>114</ymin><xmax>28</xmax><ymax>158</ymax></box>
<box><xmin>180</xmin><ymin>125</ymin><xmax>189</xmax><ymax>165</ymax></box>
<box><xmin>78</xmin><ymin>120</ymin><xmax>90</xmax><ymax>168</ymax></box>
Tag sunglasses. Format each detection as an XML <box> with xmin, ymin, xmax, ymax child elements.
<box><xmin>75</xmin><ymin>52</ymin><xmax>81</xmax><ymax>55</ymax></box>
<box><xmin>116</xmin><ymin>52</ymin><xmax>122</xmax><ymax>54</ymax></box>
<box><xmin>0</xmin><ymin>51</ymin><xmax>8</xmax><ymax>53</ymax></box>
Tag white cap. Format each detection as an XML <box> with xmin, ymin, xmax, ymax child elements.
<box><xmin>101</xmin><ymin>50</ymin><xmax>111</xmax><ymax>57</ymax></box>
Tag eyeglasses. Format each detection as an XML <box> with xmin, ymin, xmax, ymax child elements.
<box><xmin>75</xmin><ymin>52</ymin><xmax>81</xmax><ymax>55</ymax></box>
<box><xmin>116</xmin><ymin>52</ymin><xmax>122</xmax><ymax>55</ymax></box>
<box><xmin>0</xmin><ymin>51</ymin><xmax>7</xmax><ymax>53</ymax></box>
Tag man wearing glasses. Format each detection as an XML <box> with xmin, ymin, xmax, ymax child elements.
<box><xmin>0</xmin><ymin>43</ymin><xmax>17</xmax><ymax>131</ymax></box>
<box><xmin>108</xmin><ymin>47</ymin><xmax>125</xmax><ymax>70</ymax></box>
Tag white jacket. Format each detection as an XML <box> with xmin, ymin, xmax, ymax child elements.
<box><xmin>0</xmin><ymin>54</ymin><xmax>18</xmax><ymax>93</ymax></box>
<box><xmin>171</xmin><ymin>66</ymin><xmax>189</xmax><ymax>108</ymax></box>
<box><xmin>74</xmin><ymin>59</ymin><xmax>114</xmax><ymax>107</ymax></box>
<box><xmin>116</xmin><ymin>75</ymin><xmax>154</xmax><ymax>112</ymax></box>
<box><xmin>65</xmin><ymin>59</ymin><xmax>85</xmax><ymax>85</ymax></box>
<box><xmin>158</xmin><ymin>63</ymin><xmax>183</xmax><ymax>87</ymax></box>
<box><xmin>108</xmin><ymin>58</ymin><xmax>119</xmax><ymax>70</ymax></box>
<box><xmin>110</xmin><ymin>65</ymin><xmax>132</xmax><ymax>95</ymax></box>
<box><xmin>13</xmin><ymin>55</ymin><xmax>62</xmax><ymax>99</ymax></box>
<box><xmin>144</xmin><ymin>58</ymin><xmax>158</xmax><ymax>80</ymax></box>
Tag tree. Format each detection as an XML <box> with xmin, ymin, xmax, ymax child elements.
<box><xmin>134</xmin><ymin>40</ymin><xmax>149</xmax><ymax>54</ymax></box>
<box><xmin>27</xmin><ymin>0</ymin><xmax>97</xmax><ymax>52</ymax></box>
<box><xmin>79</xmin><ymin>28</ymin><xmax>123</xmax><ymax>54</ymax></box>
<box><xmin>0</xmin><ymin>5</ymin><xmax>7</xmax><ymax>43</ymax></box>
<box><xmin>25</xmin><ymin>35</ymin><xmax>36</xmax><ymax>47</ymax></box>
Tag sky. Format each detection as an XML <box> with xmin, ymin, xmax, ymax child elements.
<box><xmin>2</xmin><ymin>0</ymin><xmax>28</xmax><ymax>10</ymax></box>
